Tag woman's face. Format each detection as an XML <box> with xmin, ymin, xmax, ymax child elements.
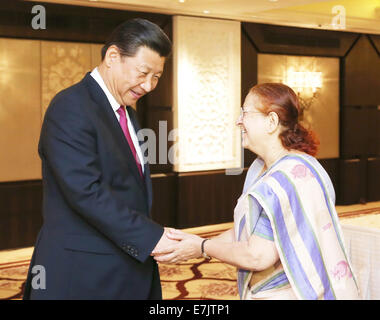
<box><xmin>236</xmin><ymin>93</ymin><xmax>268</xmax><ymax>153</ymax></box>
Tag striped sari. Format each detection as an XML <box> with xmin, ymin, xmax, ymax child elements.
<box><xmin>234</xmin><ymin>153</ymin><xmax>360</xmax><ymax>300</ymax></box>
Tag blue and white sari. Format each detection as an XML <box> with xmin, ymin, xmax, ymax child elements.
<box><xmin>234</xmin><ymin>153</ymin><xmax>360</xmax><ymax>300</ymax></box>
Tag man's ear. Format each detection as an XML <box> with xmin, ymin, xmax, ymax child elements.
<box><xmin>104</xmin><ymin>45</ymin><xmax>120</xmax><ymax>67</ymax></box>
<box><xmin>267</xmin><ymin>111</ymin><xmax>280</xmax><ymax>134</ymax></box>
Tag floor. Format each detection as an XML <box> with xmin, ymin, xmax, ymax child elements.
<box><xmin>1</xmin><ymin>201</ymin><xmax>380</xmax><ymax>300</ymax></box>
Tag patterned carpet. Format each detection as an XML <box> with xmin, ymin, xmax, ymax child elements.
<box><xmin>1</xmin><ymin>202</ymin><xmax>380</xmax><ymax>300</ymax></box>
<box><xmin>158</xmin><ymin>223</ymin><xmax>239</xmax><ymax>300</ymax></box>
<box><xmin>0</xmin><ymin>222</ymin><xmax>239</xmax><ymax>300</ymax></box>
<box><xmin>0</xmin><ymin>258</ymin><xmax>29</xmax><ymax>300</ymax></box>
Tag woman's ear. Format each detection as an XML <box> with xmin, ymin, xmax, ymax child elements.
<box><xmin>267</xmin><ymin>111</ymin><xmax>280</xmax><ymax>134</ymax></box>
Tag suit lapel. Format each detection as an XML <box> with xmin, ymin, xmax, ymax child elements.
<box><xmin>83</xmin><ymin>73</ymin><xmax>146</xmax><ymax>192</ymax></box>
<box><xmin>126</xmin><ymin>106</ymin><xmax>153</xmax><ymax>208</ymax></box>
<box><xmin>126</xmin><ymin>106</ymin><xmax>148</xmax><ymax>173</ymax></box>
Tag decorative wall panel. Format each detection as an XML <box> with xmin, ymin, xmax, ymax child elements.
<box><xmin>257</xmin><ymin>53</ymin><xmax>339</xmax><ymax>159</ymax></box>
<box><xmin>0</xmin><ymin>38</ymin><xmax>41</xmax><ymax>182</ymax></box>
<box><xmin>41</xmin><ymin>41</ymin><xmax>92</xmax><ymax>115</ymax></box>
<box><xmin>91</xmin><ymin>44</ymin><xmax>104</xmax><ymax>69</ymax></box>
<box><xmin>0</xmin><ymin>40</ymin><xmax>105</xmax><ymax>183</ymax></box>
<box><xmin>173</xmin><ymin>16</ymin><xmax>241</xmax><ymax>172</ymax></box>
<box><xmin>344</xmin><ymin>36</ymin><xmax>380</xmax><ymax>107</ymax></box>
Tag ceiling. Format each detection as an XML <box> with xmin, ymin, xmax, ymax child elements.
<box><xmin>27</xmin><ymin>0</ymin><xmax>380</xmax><ymax>34</ymax></box>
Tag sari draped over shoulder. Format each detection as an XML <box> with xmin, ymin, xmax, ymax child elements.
<box><xmin>234</xmin><ymin>154</ymin><xmax>360</xmax><ymax>300</ymax></box>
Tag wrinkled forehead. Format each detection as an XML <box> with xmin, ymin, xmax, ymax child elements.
<box><xmin>137</xmin><ymin>46</ymin><xmax>165</xmax><ymax>71</ymax></box>
<box><xmin>243</xmin><ymin>92</ymin><xmax>264</xmax><ymax>111</ymax></box>
<box><xmin>122</xmin><ymin>46</ymin><xmax>166</xmax><ymax>73</ymax></box>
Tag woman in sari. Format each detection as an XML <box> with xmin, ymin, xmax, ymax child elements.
<box><xmin>153</xmin><ymin>83</ymin><xmax>360</xmax><ymax>300</ymax></box>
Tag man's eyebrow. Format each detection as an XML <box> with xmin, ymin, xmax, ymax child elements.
<box><xmin>139</xmin><ymin>64</ymin><xmax>163</xmax><ymax>75</ymax></box>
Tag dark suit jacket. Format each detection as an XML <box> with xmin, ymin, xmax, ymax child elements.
<box><xmin>23</xmin><ymin>73</ymin><xmax>164</xmax><ymax>300</ymax></box>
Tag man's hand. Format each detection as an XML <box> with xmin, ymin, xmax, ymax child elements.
<box><xmin>152</xmin><ymin>229</ymin><xmax>204</xmax><ymax>264</ymax></box>
<box><xmin>151</xmin><ymin>227</ymin><xmax>178</xmax><ymax>257</ymax></box>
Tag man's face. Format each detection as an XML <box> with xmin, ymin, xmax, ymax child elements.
<box><xmin>109</xmin><ymin>45</ymin><xmax>165</xmax><ymax>106</ymax></box>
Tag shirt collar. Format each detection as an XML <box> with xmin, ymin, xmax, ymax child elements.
<box><xmin>90</xmin><ymin>67</ymin><xmax>121</xmax><ymax>112</ymax></box>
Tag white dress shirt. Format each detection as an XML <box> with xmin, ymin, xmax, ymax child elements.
<box><xmin>90</xmin><ymin>67</ymin><xmax>144</xmax><ymax>173</ymax></box>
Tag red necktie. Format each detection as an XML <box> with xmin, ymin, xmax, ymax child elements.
<box><xmin>117</xmin><ymin>106</ymin><xmax>143</xmax><ymax>178</ymax></box>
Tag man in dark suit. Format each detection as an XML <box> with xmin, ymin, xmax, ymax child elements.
<box><xmin>23</xmin><ymin>18</ymin><xmax>175</xmax><ymax>300</ymax></box>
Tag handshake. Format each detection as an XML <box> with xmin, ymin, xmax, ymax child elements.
<box><xmin>151</xmin><ymin>228</ymin><xmax>208</xmax><ymax>264</ymax></box>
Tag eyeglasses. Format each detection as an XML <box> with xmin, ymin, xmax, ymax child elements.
<box><xmin>240</xmin><ymin>107</ymin><xmax>263</xmax><ymax>118</ymax></box>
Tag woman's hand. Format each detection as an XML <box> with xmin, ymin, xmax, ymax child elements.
<box><xmin>151</xmin><ymin>227</ymin><xmax>179</xmax><ymax>257</ymax></box>
<box><xmin>152</xmin><ymin>229</ymin><xmax>204</xmax><ymax>264</ymax></box>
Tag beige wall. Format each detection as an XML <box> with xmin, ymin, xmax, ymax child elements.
<box><xmin>0</xmin><ymin>38</ymin><xmax>102</xmax><ymax>182</ymax></box>
<box><xmin>0</xmin><ymin>37</ymin><xmax>341</xmax><ymax>182</ymax></box>
<box><xmin>257</xmin><ymin>53</ymin><xmax>340</xmax><ymax>159</ymax></box>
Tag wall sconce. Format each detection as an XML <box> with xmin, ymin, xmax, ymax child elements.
<box><xmin>284</xmin><ymin>69</ymin><xmax>323</xmax><ymax>116</ymax></box>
